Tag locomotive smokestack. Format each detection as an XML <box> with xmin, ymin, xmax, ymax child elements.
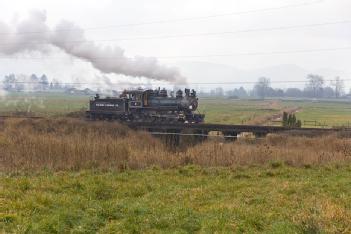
<box><xmin>0</xmin><ymin>11</ymin><xmax>187</xmax><ymax>83</ymax></box>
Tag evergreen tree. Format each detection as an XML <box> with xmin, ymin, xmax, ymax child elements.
<box><xmin>287</xmin><ymin>114</ymin><xmax>292</xmax><ymax>127</ymax></box>
<box><xmin>296</xmin><ymin>120</ymin><xmax>302</xmax><ymax>128</ymax></box>
<box><xmin>282</xmin><ymin>112</ymin><xmax>288</xmax><ymax>127</ymax></box>
<box><xmin>283</xmin><ymin>112</ymin><xmax>301</xmax><ymax>128</ymax></box>
<box><xmin>292</xmin><ymin>114</ymin><xmax>296</xmax><ymax>126</ymax></box>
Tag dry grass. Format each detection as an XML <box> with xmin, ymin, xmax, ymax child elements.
<box><xmin>186</xmin><ymin>133</ymin><xmax>351</xmax><ymax>167</ymax></box>
<box><xmin>0</xmin><ymin>118</ymin><xmax>351</xmax><ymax>172</ymax></box>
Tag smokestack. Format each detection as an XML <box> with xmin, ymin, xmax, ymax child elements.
<box><xmin>0</xmin><ymin>11</ymin><xmax>186</xmax><ymax>83</ymax></box>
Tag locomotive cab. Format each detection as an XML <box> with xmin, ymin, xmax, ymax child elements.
<box><xmin>124</xmin><ymin>90</ymin><xmax>144</xmax><ymax>108</ymax></box>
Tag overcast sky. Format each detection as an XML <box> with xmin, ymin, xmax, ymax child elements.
<box><xmin>0</xmin><ymin>0</ymin><xmax>350</xmax><ymax>88</ymax></box>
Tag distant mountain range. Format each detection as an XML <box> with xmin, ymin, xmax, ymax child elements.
<box><xmin>175</xmin><ymin>62</ymin><xmax>348</xmax><ymax>88</ymax></box>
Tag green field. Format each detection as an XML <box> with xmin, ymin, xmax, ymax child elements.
<box><xmin>284</xmin><ymin>100</ymin><xmax>351</xmax><ymax>128</ymax></box>
<box><xmin>0</xmin><ymin>92</ymin><xmax>89</xmax><ymax>116</ymax></box>
<box><xmin>2</xmin><ymin>92</ymin><xmax>350</xmax><ymax>127</ymax></box>
<box><xmin>198</xmin><ymin>98</ymin><xmax>351</xmax><ymax>127</ymax></box>
<box><xmin>197</xmin><ymin>98</ymin><xmax>283</xmax><ymax>125</ymax></box>
<box><xmin>1</xmin><ymin>165</ymin><xmax>351</xmax><ymax>233</ymax></box>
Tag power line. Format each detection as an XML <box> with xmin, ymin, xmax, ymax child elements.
<box><xmin>150</xmin><ymin>46</ymin><xmax>351</xmax><ymax>59</ymax></box>
<box><xmin>65</xmin><ymin>20</ymin><xmax>351</xmax><ymax>42</ymax></box>
<box><xmin>0</xmin><ymin>46</ymin><xmax>351</xmax><ymax>60</ymax></box>
<box><xmin>2</xmin><ymin>79</ymin><xmax>351</xmax><ymax>86</ymax></box>
<box><xmin>0</xmin><ymin>0</ymin><xmax>324</xmax><ymax>36</ymax></box>
<box><xmin>0</xmin><ymin>19</ymin><xmax>349</xmax><ymax>47</ymax></box>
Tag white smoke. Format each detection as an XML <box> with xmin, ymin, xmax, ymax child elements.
<box><xmin>0</xmin><ymin>11</ymin><xmax>186</xmax><ymax>83</ymax></box>
<box><xmin>0</xmin><ymin>11</ymin><xmax>51</xmax><ymax>55</ymax></box>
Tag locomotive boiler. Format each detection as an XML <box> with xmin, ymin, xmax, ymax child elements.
<box><xmin>86</xmin><ymin>88</ymin><xmax>205</xmax><ymax>123</ymax></box>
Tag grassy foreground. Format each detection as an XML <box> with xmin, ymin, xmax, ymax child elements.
<box><xmin>1</xmin><ymin>119</ymin><xmax>351</xmax><ymax>233</ymax></box>
<box><xmin>1</xmin><ymin>165</ymin><xmax>351</xmax><ymax>233</ymax></box>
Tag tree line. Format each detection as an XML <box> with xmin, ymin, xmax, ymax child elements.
<box><xmin>2</xmin><ymin>74</ymin><xmax>66</xmax><ymax>92</ymax></box>
<box><xmin>202</xmin><ymin>74</ymin><xmax>350</xmax><ymax>99</ymax></box>
<box><xmin>2</xmin><ymin>73</ymin><xmax>350</xmax><ymax>99</ymax></box>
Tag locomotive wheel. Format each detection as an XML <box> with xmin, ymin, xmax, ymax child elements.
<box><xmin>144</xmin><ymin>116</ymin><xmax>154</xmax><ymax>123</ymax></box>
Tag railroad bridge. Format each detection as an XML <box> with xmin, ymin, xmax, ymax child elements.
<box><xmin>127</xmin><ymin>122</ymin><xmax>346</xmax><ymax>146</ymax></box>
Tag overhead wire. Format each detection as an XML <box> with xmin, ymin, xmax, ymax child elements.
<box><xmin>0</xmin><ymin>19</ymin><xmax>350</xmax><ymax>47</ymax></box>
<box><xmin>2</xmin><ymin>78</ymin><xmax>351</xmax><ymax>86</ymax></box>
<box><xmin>0</xmin><ymin>0</ymin><xmax>324</xmax><ymax>36</ymax></box>
<box><xmin>94</xmin><ymin>20</ymin><xmax>351</xmax><ymax>41</ymax></box>
<box><xmin>0</xmin><ymin>46</ymin><xmax>350</xmax><ymax>61</ymax></box>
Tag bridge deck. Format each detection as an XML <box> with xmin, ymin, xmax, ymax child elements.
<box><xmin>126</xmin><ymin>122</ymin><xmax>342</xmax><ymax>135</ymax></box>
<box><xmin>0</xmin><ymin>115</ymin><xmax>346</xmax><ymax>136</ymax></box>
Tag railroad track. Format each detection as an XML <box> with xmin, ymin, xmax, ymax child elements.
<box><xmin>0</xmin><ymin>115</ymin><xmax>347</xmax><ymax>138</ymax></box>
<box><xmin>0</xmin><ymin>115</ymin><xmax>44</xmax><ymax>119</ymax></box>
<box><xmin>126</xmin><ymin>122</ymin><xmax>343</xmax><ymax>136</ymax></box>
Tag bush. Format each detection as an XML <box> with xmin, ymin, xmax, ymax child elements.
<box><xmin>282</xmin><ymin>112</ymin><xmax>302</xmax><ymax>128</ymax></box>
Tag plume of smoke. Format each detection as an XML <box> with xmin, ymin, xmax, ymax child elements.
<box><xmin>0</xmin><ymin>11</ymin><xmax>186</xmax><ymax>83</ymax></box>
<box><xmin>0</xmin><ymin>11</ymin><xmax>51</xmax><ymax>54</ymax></box>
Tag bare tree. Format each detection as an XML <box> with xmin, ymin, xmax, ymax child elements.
<box><xmin>215</xmin><ymin>87</ymin><xmax>224</xmax><ymax>97</ymax></box>
<box><xmin>330</xmin><ymin>76</ymin><xmax>344</xmax><ymax>98</ymax></box>
<box><xmin>306</xmin><ymin>74</ymin><xmax>324</xmax><ymax>98</ymax></box>
<box><xmin>254</xmin><ymin>77</ymin><xmax>271</xmax><ymax>99</ymax></box>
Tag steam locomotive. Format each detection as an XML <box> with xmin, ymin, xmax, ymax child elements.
<box><xmin>86</xmin><ymin>88</ymin><xmax>205</xmax><ymax>123</ymax></box>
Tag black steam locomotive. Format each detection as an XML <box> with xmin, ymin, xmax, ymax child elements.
<box><xmin>86</xmin><ymin>88</ymin><xmax>205</xmax><ymax>123</ymax></box>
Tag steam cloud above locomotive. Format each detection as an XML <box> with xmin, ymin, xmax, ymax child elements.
<box><xmin>0</xmin><ymin>11</ymin><xmax>186</xmax><ymax>83</ymax></box>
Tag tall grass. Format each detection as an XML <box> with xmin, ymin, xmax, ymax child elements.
<box><xmin>0</xmin><ymin>118</ymin><xmax>350</xmax><ymax>172</ymax></box>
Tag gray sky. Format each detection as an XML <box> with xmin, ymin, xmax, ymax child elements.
<box><xmin>0</xmin><ymin>0</ymin><xmax>350</xmax><ymax>88</ymax></box>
